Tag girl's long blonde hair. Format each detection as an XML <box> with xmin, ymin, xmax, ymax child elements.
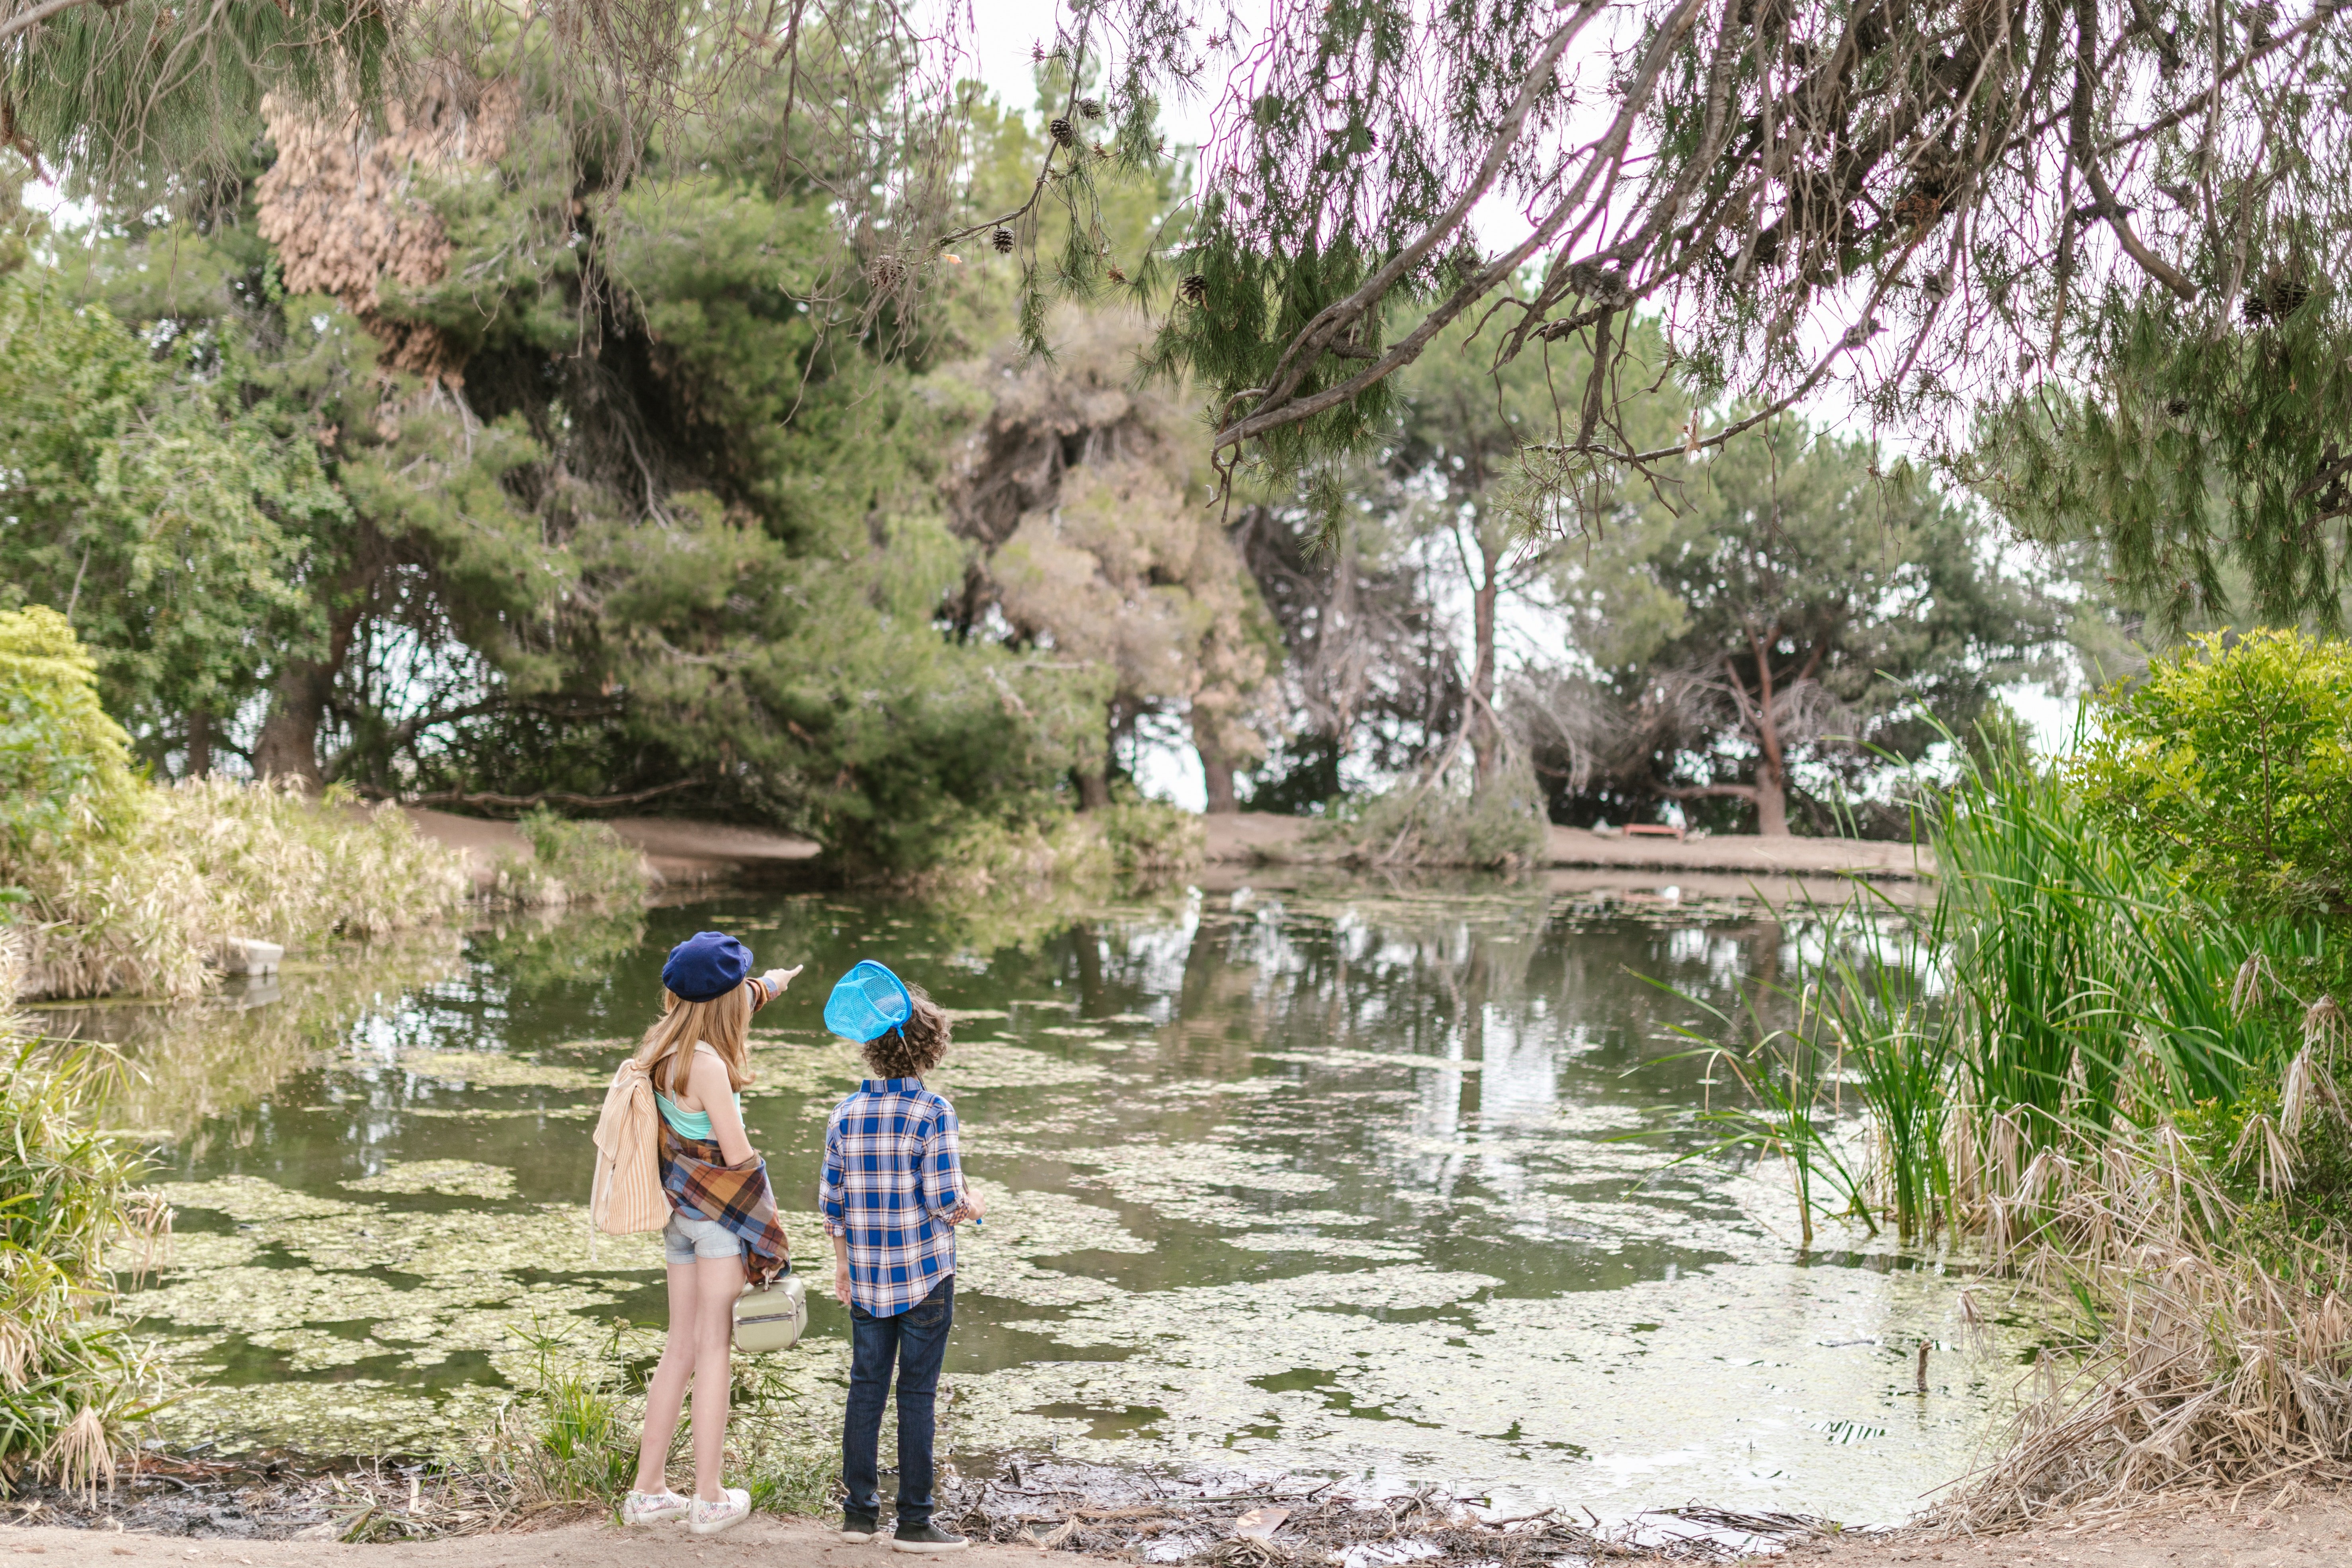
<box><xmin>635</xmin><ymin>984</ymin><xmax>754</xmax><ymax>1098</ymax></box>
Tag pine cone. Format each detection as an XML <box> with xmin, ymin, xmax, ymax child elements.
<box><xmin>870</xmin><ymin>254</ymin><xmax>905</xmax><ymax>292</ymax></box>
<box><xmin>1106</xmin><ymin>265</ymin><xmax>1127</xmax><ymax>283</ymax></box>
<box><xmin>1049</xmin><ymin>117</ymin><xmax>1076</xmax><ymax>148</ymax></box>
<box><xmin>1178</xmin><ymin>273</ymin><xmax>1208</xmax><ymax>307</ymax></box>
<box><xmin>991</xmin><ymin>227</ymin><xmax>1014</xmax><ymax>254</ymax></box>
<box><xmin>1079</xmin><ymin>98</ymin><xmax>1104</xmax><ymax>120</ymax></box>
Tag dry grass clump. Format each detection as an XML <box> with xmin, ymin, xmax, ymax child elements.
<box><xmin>4</xmin><ymin>608</ymin><xmax>470</xmax><ymax>1001</ymax></box>
<box><xmin>1937</xmin><ymin>1108</ymin><xmax>2352</xmax><ymax>1528</ymax></box>
<box><xmin>19</xmin><ymin>778</ymin><xmax>470</xmax><ymax>1001</ymax></box>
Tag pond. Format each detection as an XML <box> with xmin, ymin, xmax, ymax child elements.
<box><xmin>85</xmin><ymin>874</ymin><xmax>2018</xmax><ymax>1527</ymax></box>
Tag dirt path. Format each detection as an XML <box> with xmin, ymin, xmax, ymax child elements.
<box><xmin>1813</xmin><ymin>1493</ymin><xmax>2352</xmax><ymax>1567</ymax></box>
<box><xmin>0</xmin><ymin>1515</ymin><xmax>1028</xmax><ymax>1568</ymax></box>
<box><xmin>10</xmin><ymin>1494</ymin><xmax>2348</xmax><ymax>1566</ymax></box>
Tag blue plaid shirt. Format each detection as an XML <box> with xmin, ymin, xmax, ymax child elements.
<box><xmin>820</xmin><ymin>1077</ymin><xmax>965</xmax><ymax>1317</ymax></box>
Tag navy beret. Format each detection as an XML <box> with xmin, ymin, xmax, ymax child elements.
<box><xmin>662</xmin><ymin>930</ymin><xmax>752</xmax><ymax>1002</ymax></box>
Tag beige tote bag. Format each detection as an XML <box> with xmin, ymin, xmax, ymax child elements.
<box><xmin>588</xmin><ymin>1058</ymin><xmax>670</xmax><ymax>1252</ymax></box>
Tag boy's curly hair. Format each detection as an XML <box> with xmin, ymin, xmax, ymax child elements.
<box><xmin>862</xmin><ymin>981</ymin><xmax>951</xmax><ymax>1080</ymax></box>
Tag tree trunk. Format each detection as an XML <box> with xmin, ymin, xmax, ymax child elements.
<box><xmin>253</xmin><ymin>597</ymin><xmax>367</xmax><ymax>786</ymax></box>
<box><xmin>1468</xmin><ymin>536</ymin><xmax>1502</xmax><ymax>784</ymax></box>
<box><xmin>1077</xmin><ymin>767</ymin><xmax>1112</xmax><ymax>812</ymax></box>
<box><xmin>1741</xmin><ymin>629</ymin><xmax>1793</xmax><ymax>837</ymax></box>
<box><xmin>184</xmin><ymin>707</ymin><xmax>213</xmax><ymax>779</ymax></box>
<box><xmin>1199</xmin><ymin>752</ymin><xmax>1239</xmax><ymax>814</ymax></box>
<box><xmin>253</xmin><ymin>666</ymin><xmax>330</xmax><ymax>785</ymax></box>
<box><xmin>1752</xmin><ymin>758</ymin><xmax>1790</xmax><ymax>836</ymax></box>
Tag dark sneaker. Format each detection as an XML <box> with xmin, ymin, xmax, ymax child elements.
<box><xmin>841</xmin><ymin>1509</ymin><xmax>881</xmax><ymax>1543</ymax></box>
<box><xmin>891</xmin><ymin>1521</ymin><xmax>969</xmax><ymax>1554</ymax></box>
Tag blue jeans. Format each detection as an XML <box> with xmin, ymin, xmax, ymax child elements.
<box><xmin>842</xmin><ymin>1277</ymin><xmax>953</xmax><ymax>1524</ymax></box>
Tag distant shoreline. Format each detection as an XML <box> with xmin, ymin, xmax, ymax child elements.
<box><xmin>1201</xmin><ymin>812</ymin><xmax>1932</xmax><ymax>881</ymax></box>
<box><xmin>397</xmin><ymin>806</ymin><xmax>1932</xmax><ymax>898</ymax></box>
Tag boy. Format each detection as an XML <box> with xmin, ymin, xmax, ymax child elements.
<box><xmin>821</xmin><ymin>982</ymin><xmax>985</xmax><ymax>1553</ymax></box>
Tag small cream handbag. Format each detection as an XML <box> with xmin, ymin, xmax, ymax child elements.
<box><xmin>733</xmin><ymin>1270</ymin><xmax>808</xmax><ymax>1353</ymax></box>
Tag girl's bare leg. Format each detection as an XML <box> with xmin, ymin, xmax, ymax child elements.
<box><xmin>690</xmin><ymin>1252</ymin><xmax>745</xmax><ymax>1501</ymax></box>
<box><xmin>632</xmin><ymin>1262</ymin><xmax>701</xmax><ymax>1494</ymax></box>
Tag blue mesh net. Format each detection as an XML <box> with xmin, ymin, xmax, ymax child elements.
<box><xmin>824</xmin><ymin>960</ymin><xmax>913</xmax><ymax>1043</ymax></box>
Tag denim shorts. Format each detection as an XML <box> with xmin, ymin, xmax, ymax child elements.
<box><xmin>662</xmin><ymin>1211</ymin><xmax>740</xmax><ymax>1266</ymax></box>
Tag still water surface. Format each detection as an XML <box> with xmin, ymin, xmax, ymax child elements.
<box><xmin>104</xmin><ymin>878</ymin><xmax>2011</xmax><ymax>1525</ymax></box>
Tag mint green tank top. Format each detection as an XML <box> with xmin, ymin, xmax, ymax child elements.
<box><xmin>655</xmin><ymin>1044</ymin><xmax>740</xmax><ymax>1139</ymax></box>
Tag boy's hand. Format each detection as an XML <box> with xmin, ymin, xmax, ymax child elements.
<box><xmin>951</xmin><ymin>1191</ymin><xmax>987</xmax><ymax>1225</ymax></box>
<box><xmin>833</xmin><ymin>1259</ymin><xmax>853</xmax><ymax>1304</ymax></box>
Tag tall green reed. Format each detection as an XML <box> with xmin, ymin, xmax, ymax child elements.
<box><xmin>1670</xmin><ymin>973</ymin><xmax>1869</xmax><ymax>1248</ymax></box>
<box><xmin>1678</xmin><ymin>734</ymin><xmax>2321</xmax><ymax>1245</ymax></box>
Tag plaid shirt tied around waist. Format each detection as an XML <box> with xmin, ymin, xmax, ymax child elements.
<box><xmin>821</xmin><ymin>1077</ymin><xmax>964</xmax><ymax>1318</ymax></box>
<box><xmin>659</xmin><ymin>1121</ymin><xmax>790</xmax><ymax>1283</ymax></box>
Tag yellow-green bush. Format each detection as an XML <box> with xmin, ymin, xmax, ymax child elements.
<box><xmin>2072</xmin><ymin>628</ymin><xmax>2352</xmax><ymax>920</ymax></box>
<box><xmin>914</xmin><ymin>812</ymin><xmax>1116</xmax><ymax>898</ymax></box>
<box><xmin>24</xmin><ymin>779</ymin><xmax>471</xmax><ymax>1000</ymax></box>
<box><xmin>0</xmin><ymin>608</ymin><xmax>139</xmax><ymax>861</ymax></box>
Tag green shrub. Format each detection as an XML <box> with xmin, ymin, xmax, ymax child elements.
<box><xmin>1321</xmin><ymin>756</ymin><xmax>1551</xmax><ymax>869</ymax></box>
<box><xmin>0</xmin><ymin>939</ymin><xmax>168</xmax><ymax>1495</ymax></box>
<box><xmin>490</xmin><ymin>810</ymin><xmax>652</xmax><ymax>909</ymax></box>
<box><xmin>1098</xmin><ymin>785</ymin><xmax>1204</xmax><ymax>876</ymax></box>
<box><xmin>2072</xmin><ymin>628</ymin><xmax>2352</xmax><ymax>920</ymax></box>
<box><xmin>1678</xmin><ymin>732</ymin><xmax>2325</xmax><ymax>1242</ymax></box>
<box><xmin>912</xmin><ymin>812</ymin><xmax>1114</xmax><ymax>897</ymax></box>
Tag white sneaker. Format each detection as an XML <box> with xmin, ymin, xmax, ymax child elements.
<box><xmin>622</xmin><ymin>1489</ymin><xmax>690</xmax><ymax>1525</ymax></box>
<box><xmin>689</xmin><ymin>1487</ymin><xmax>752</xmax><ymax>1536</ymax></box>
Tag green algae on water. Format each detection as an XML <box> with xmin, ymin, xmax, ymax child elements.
<box><xmin>344</xmin><ymin>1160</ymin><xmax>520</xmax><ymax>1199</ymax></box>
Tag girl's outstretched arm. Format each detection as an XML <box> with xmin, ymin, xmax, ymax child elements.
<box><xmin>749</xmin><ymin>966</ymin><xmax>802</xmax><ymax>1011</ymax></box>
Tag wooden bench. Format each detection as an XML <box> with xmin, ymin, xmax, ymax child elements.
<box><xmin>1623</xmin><ymin>823</ymin><xmax>1686</xmax><ymax>842</ymax></box>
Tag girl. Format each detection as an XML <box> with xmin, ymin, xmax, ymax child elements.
<box><xmin>621</xmin><ymin>930</ymin><xmax>799</xmax><ymax>1536</ymax></box>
